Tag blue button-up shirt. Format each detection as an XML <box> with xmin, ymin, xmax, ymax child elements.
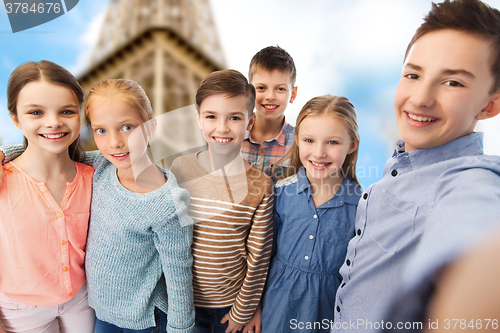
<box><xmin>333</xmin><ymin>133</ymin><xmax>500</xmax><ymax>332</ymax></box>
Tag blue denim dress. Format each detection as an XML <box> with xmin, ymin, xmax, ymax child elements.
<box><xmin>262</xmin><ymin>168</ymin><xmax>361</xmax><ymax>333</ymax></box>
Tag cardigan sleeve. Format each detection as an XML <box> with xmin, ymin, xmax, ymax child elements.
<box><xmin>228</xmin><ymin>178</ymin><xmax>274</xmax><ymax>324</ymax></box>
<box><xmin>0</xmin><ymin>144</ymin><xmax>101</xmax><ymax>168</ymax></box>
<box><xmin>152</xmin><ymin>183</ymin><xmax>195</xmax><ymax>333</ymax></box>
<box><xmin>1</xmin><ymin>144</ymin><xmax>25</xmax><ymax>164</ymax></box>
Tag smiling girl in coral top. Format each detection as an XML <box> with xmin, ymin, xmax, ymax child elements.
<box><xmin>0</xmin><ymin>61</ymin><xmax>95</xmax><ymax>333</ymax></box>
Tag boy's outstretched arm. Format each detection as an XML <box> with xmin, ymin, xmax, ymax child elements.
<box><xmin>424</xmin><ymin>231</ymin><xmax>500</xmax><ymax>333</ymax></box>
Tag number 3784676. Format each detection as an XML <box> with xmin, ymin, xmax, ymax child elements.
<box><xmin>443</xmin><ymin>319</ymin><xmax>498</xmax><ymax>330</ymax></box>
<box><xmin>5</xmin><ymin>2</ymin><xmax>61</xmax><ymax>14</ymax></box>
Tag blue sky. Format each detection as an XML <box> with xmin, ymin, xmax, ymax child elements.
<box><xmin>2</xmin><ymin>0</ymin><xmax>500</xmax><ymax>189</ymax></box>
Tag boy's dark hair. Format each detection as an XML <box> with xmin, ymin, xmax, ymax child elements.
<box><xmin>248</xmin><ymin>46</ymin><xmax>297</xmax><ymax>87</ymax></box>
<box><xmin>405</xmin><ymin>0</ymin><xmax>500</xmax><ymax>93</ymax></box>
<box><xmin>196</xmin><ymin>69</ymin><xmax>255</xmax><ymax>116</ymax></box>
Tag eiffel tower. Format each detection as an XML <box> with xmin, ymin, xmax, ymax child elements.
<box><xmin>78</xmin><ymin>0</ymin><xmax>226</xmax><ymax>152</ymax></box>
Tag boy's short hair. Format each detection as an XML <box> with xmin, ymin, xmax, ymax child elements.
<box><xmin>248</xmin><ymin>46</ymin><xmax>297</xmax><ymax>87</ymax></box>
<box><xmin>196</xmin><ymin>69</ymin><xmax>255</xmax><ymax>116</ymax></box>
<box><xmin>405</xmin><ymin>0</ymin><xmax>500</xmax><ymax>93</ymax></box>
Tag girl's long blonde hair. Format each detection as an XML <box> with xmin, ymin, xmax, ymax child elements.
<box><xmin>273</xmin><ymin>95</ymin><xmax>361</xmax><ymax>187</ymax></box>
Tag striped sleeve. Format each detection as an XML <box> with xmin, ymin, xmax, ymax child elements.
<box><xmin>228</xmin><ymin>183</ymin><xmax>274</xmax><ymax>324</ymax></box>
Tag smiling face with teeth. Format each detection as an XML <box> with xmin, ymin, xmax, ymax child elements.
<box><xmin>197</xmin><ymin>93</ymin><xmax>253</xmax><ymax>157</ymax></box>
<box><xmin>251</xmin><ymin>68</ymin><xmax>297</xmax><ymax>125</ymax></box>
<box><xmin>12</xmin><ymin>80</ymin><xmax>81</xmax><ymax>157</ymax></box>
<box><xmin>89</xmin><ymin>99</ymin><xmax>148</xmax><ymax>174</ymax></box>
<box><xmin>394</xmin><ymin>29</ymin><xmax>500</xmax><ymax>152</ymax></box>
<box><xmin>297</xmin><ymin>114</ymin><xmax>358</xmax><ymax>188</ymax></box>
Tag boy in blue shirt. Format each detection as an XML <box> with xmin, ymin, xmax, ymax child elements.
<box><xmin>333</xmin><ymin>0</ymin><xmax>500</xmax><ymax>331</ymax></box>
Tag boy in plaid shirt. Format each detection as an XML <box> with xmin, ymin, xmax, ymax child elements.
<box><xmin>241</xmin><ymin>46</ymin><xmax>297</xmax><ymax>179</ymax></box>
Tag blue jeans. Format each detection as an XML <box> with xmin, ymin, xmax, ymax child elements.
<box><xmin>193</xmin><ymin>306</ymin><xmax>243</xmax><ymax>333</ymax></box>
<box><xmin>94</xmin><ymin>308</ymin><xmax>167</xmax><ymax>333</ymax></box>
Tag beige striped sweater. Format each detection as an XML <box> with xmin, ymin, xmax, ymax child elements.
<box><xmin>170</xmin><ymin>153</ymin><xmax>274</xmax><ymax>324</ymax></box>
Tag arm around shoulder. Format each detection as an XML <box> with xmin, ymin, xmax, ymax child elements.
<box><xmin>0</xmin><ymin>144</ymin><xmax>25</xmax><ymax>165</ymax></box>
<box><xmin>0</xmin><ymin>144</ymin><xmax>25</xmax><ymax>186</ymax></box>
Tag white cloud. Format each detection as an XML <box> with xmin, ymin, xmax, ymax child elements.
<box><xmin>476</xmin><ymin>117</ymin><xmax>500</xmax><ymax>156</ymax></box>
<box><xmin>70</xmin><ymin>4</ymin><xmax>107</xmax><ymax>76</ymax></box>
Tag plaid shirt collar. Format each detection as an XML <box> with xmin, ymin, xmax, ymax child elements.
<box><xmin>245</xmin><ymin>119</ymin><xmax>292</xmax><ymax>146</ymax></box>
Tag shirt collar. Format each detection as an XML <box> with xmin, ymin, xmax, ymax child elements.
<box><xmin>295</xmin><ymin>167</ymin><xmax>362</xmax><ymax>205</ymax></box>
<box><xmin>245</xmin><ymin>119</ymin><xmax>291</xmax><ymax>146</ymax></box>
<box><xmin>296</xmin><ymin>167</ymin><xmax>310</xmax><ymax>194</ymax></box>
<box><xmin>392</xmin><ymin>132</ymin><xmax>484</xmax><ymax>170</ymax></box>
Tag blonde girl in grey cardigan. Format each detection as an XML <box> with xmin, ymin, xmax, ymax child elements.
<box><xmin>83</xmin><ymin>79</ymin><xmax>194</xmax><ymax>333</ymax></box>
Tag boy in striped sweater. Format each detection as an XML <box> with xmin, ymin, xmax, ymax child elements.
<box><xmin>170</xmin><ymin>69</ymin><xmax>274</xmax><ymax>333</ymax></box>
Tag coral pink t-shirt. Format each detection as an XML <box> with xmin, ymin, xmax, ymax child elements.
<box><xmin>0</xmin><ymin>161</ymin><xmax>93</xmax><ymax>305</ymax></box>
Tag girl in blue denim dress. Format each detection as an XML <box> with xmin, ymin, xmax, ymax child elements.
<box><xmin>261</xmin><ymin>95</ymin><xmax>362</xmax><ymax>333</ymax></box>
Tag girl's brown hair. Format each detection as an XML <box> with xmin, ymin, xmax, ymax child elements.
<box><xmin>84</xmin><ymin>79</ymin><xmax>153</xmax><ymax>123</ymax></box>
<box><xmin>273</xmin><ymin>95</ymin><xmax>361</xmax><ymax>187</ymax></box>
<box><xmin>7</xmin><ymin>60</ymin><xmax>85</xmax><ymax>162</ymax></box>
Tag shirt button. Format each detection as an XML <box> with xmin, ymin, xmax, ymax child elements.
<box><xmin>313</xmin><ymin>214</ymin><xmax>318</xmax><ymax>219</ymax></box>
<box><xmin>304</xmin><ymin>256</ymin><xmax>309</xmax><ymax>260</ymax></box>
<box><xmin>309</xmin><ymin>235</ymin><xmax>314</xmax><ymax>239</ymax></box>
<box><xmin>363</xmin><ymin>193</ymin><xmax>368</xmax><ymax>200</ymax></box>
<box><xmin>346</xmin><ymin>259</ymin><xmax>351</xmax><ymax>266</ymax></box>
<box><xmin>56</xmin><ymin>212</ymin><xmax>63</xmax><ymax>218</ymax></box>
<box><xmin>259</xmin><ymin>149</ymin><xmax>264</xmax><ymax>154</ymax></box>
<box><xmin>357</xmin><ymin>229</ymin><xmax>361</xmax><ymax>236</ymax></box>
<box><xmin>62</xmin><ymin>240</ymin><xmax>68</xmax><ymax>245</ymax></box>
<box><xmin>63</xmin><ymin>267</ymin><xmax>69</xmax><ymax>272</ymax></box>
<box><xmin>337</xmin><ymin>306</ymin><xmax>341</xmax><ymax>312</ymax></box>
<box><xmin>391</xmin><ymin>169</ymin><xmax>398</xmax><ymax>177</ymax></box>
